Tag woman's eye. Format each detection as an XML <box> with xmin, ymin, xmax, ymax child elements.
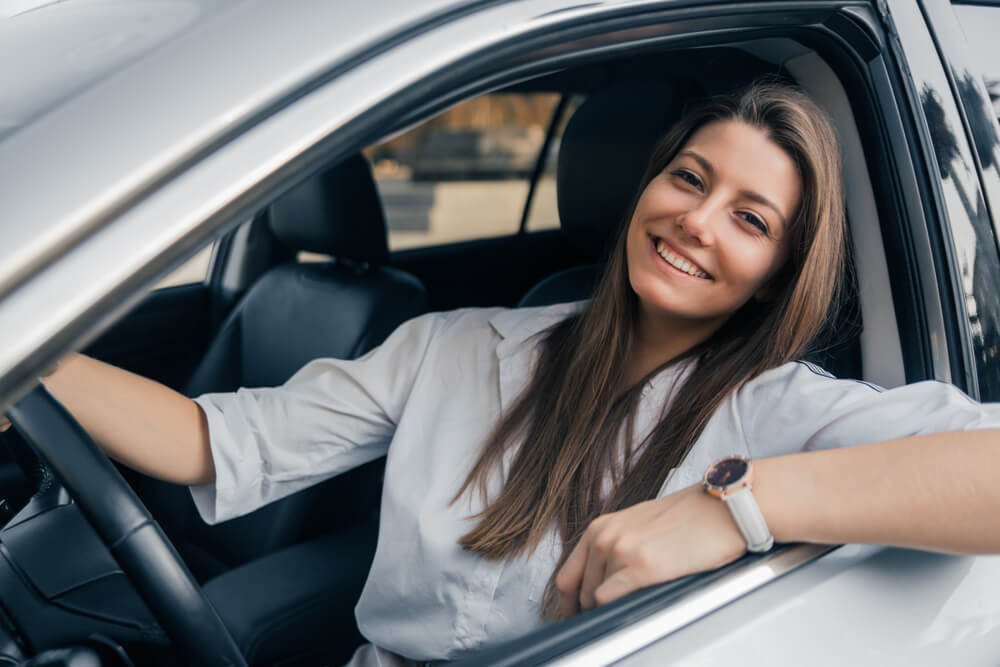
<box><xmin>737</xmin><ymin>211</ymin><xmax>769</xmax><ymax>234</ymax></box>
<box><xmin>670</xmin><ymin>169</ymin><xmax>702</xmax><ymax>190</ymax></box>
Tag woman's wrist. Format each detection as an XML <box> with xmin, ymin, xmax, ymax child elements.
<box><xmin>752</xmin><ymin>454</ymin><xmax>825</xmax><ymax>545</ymax></box>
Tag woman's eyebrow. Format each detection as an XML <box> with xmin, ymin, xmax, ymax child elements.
<box><xmin>678</xmin><ymin>149</ymin><xmax>788</xmax><ymax>227</ymax></box>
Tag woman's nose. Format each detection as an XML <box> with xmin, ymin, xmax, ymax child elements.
<box><xmin>676</xmin><ymin>197</ymin><xmax>720</xmax><ymax>245</ymax></box>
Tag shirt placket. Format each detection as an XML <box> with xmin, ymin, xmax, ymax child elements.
<box><xmin>453</xmin><ymin>554</ymin><xmax>504</xmax><ymax>651</ymax></box>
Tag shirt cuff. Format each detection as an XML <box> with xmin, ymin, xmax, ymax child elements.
<box><xmin>188</xmin><ymin>391</ymin><xmax>264</xmax><ymax>525</ymax></box>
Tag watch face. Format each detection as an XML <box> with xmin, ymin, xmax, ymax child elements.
<box><xmin>705</xmin><ymin>456</ymin><xmax>749</xmax><ymax>488</ymax></box>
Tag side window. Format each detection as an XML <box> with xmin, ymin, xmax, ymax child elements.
<box><xmin>952</xmin><ymin>3</ymin><xmax>1000</xmax><ymax>120</ymax></box>
<box><xmin>155</xmin><ymin>244</ymin><xmax>215</xmax><ymax>289</ymax></box>
<box><xmin>366</xmin><ymin>93</ymin><xmax>565</xmax><ymax>250</ymax></box>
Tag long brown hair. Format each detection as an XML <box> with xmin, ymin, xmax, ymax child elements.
<box><xmin>454</xmin><ymin>81</ymin><xmax>846</xmax><ymax>614</ymax></box>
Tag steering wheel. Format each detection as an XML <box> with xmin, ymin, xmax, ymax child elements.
<box><xmin>5</xmin><ymin>385</ymin><xmax>247</xmax><ymax>667</ymax></box>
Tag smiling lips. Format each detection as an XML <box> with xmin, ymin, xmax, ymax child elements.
<box><xmin>653</xmin><ymin>237</ymin><xmax>712</xmax><ymax>280</ymax></box>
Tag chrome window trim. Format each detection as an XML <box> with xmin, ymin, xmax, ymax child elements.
<box><xmin>545</xmin><ymin>544</ymin><xmax>836</xmax><ymax>667</ymax></box>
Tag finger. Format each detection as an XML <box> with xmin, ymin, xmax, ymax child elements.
<box><xmin>555</xmin><ymin>583</ymin><xmax>579</xmax><ymax>621</ymax></box>
<box><xmin>592</xmin><ymin>565</ymin><xmax>659</xmax><ymax>608</ymax></box>
<box><xmin>0</xmin><ymin>416</ymin><xmax>10</xmax><ymax>433</ymax></box>
<box><xmin>554</xmin><ymin>535</ymin><xmax>590</xmax><ymax>619</ymax></box>
<box><xmin>577</xmin><ymin>538</ymin><xmax>609</xmax><ymax>611</ymax></box>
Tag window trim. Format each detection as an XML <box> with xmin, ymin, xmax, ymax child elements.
<box><xmin>460</xmin><ymin>544</ymin><xmax>836</xmax><ymax>667</ymax></box>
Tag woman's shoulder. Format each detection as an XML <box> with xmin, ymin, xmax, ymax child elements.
<box><xmin>731</xmin><ymin>360</ymin><xmax>885</xmax><ymax>429</ymax></box>
<box><xmin>743</xmin><ymin>359</ymin><xmax>885</xmax><ymax>396</ymax></box>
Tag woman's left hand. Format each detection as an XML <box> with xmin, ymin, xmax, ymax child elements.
<box><xmin>554</xmin><ymin>484</ymin><xmax>748</xmax><ymax>619</ymax></box>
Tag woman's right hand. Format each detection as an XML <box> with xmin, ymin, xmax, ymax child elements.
<box><xmin>0</xmin><ymin>415</ymin><xmax>10</xmax><ymax>432</ymax></box>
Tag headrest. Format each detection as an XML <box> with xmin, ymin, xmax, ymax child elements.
<box><xmin>269</xmin><ymin>153</ymin><xmax>389</xmax><ymax>264</ymax></box>
<box><xmin>557</xmin><ymin>84</ymin><xmax>687</xmax><ymax>260</ymax></box>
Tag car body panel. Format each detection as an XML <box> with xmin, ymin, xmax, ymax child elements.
<box><xmin>616</xmin><ymin>545</ymin><xmax>1000</xmax><ymax>666</ymax></box>
<box><xmin>0</xmin><ymin>0</ymin><xmax>481</xmax><ymax>299</ymax></box>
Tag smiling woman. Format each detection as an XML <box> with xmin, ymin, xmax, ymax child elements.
<box><xmin>454</xmin><ymin>82</ymin><xmax>851</xmax><ymax>621</ymax></box>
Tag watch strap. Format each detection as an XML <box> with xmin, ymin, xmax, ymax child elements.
<box><xmin>722</xmin><ymin>486</ymin><xmax>774</xmax><ymax>552</ymax></box>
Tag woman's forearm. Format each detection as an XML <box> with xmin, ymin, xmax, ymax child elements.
<box><xmin>40</xmin><ymin>353</ymin><xmax>215</xmax><ymax>485</ymax></box>
<box><xmin>756</xmin><ymin>429</ymin><xmax>1000</xmax><ymax>554</ymax></box>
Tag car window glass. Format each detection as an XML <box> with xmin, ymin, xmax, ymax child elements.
<box><xmin>367</xmin><ymin>93</ymin><xmax>561</xmax><ymax>250</ymax></box>
<box><xmin>952</xmin><ymin>4</ymin><xmax>1000</xmax><ymax>120</ymax></box>
<box><xmin>155</xmin><ymin>244</ymin><xmax>214</xmax><ymax>288</ymax></box>
<box><xmin>523</xmin><ymin>95</ymin><xmax>583</xmax><ymax>232</ymax></box>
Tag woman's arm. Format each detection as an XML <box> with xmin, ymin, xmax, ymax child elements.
<box><xmin>554</xmin><ymin>428</ymin><xmax>1000</xmax><ymax>617</ymax></box>
<box><xmin>759</xmin><ymin>428</ymin><xmax>1000</xmax><ymax>552</ymax></box>
<box><xmin>2</xmin><ymin>353</ymin><xmax>214</xmax><ymax>485</ymax></box>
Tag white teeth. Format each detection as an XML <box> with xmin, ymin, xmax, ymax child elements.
<box><xmin>654</xmin><ymin>239</ymin><xmax>709</xmax><ymax>279</ymax></box>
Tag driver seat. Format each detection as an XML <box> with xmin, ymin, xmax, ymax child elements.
<box><xmin>135</xmin><ymin>153</ymin><xmax>427</xmax><ymax>582</ymax></box>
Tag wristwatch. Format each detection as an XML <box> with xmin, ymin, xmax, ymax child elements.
<box><xmin>703</xmin><ymin>455</ymin><xmax>774</xmax><ymax>553</ymax></box>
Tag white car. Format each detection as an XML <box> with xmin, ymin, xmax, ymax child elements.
<box><xmin>2</xmin><ymin>1</ymin><xmax>1000</xmax><ymax>665</ymax></box>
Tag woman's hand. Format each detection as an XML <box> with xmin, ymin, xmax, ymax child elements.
<box><xmin>554</xmin><ymin>484</ymin><xmax>748</xmax><ymax>619</ymax></box>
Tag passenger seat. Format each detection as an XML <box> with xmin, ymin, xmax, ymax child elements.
<box><xmin>519</xmin><ymin>84</ymin><xmax>687</xmax><ymax>307</ymax></box>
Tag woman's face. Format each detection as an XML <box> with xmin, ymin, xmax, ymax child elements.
<box><xmin>626</xmin><ymin>119</ymin><xmax>801</xmax><ymax>331</ymax></box>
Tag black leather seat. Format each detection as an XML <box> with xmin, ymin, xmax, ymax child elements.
<box><xmin>137</xmin><ymin>153</ymin><xmax>428</xmax><ymax>582</ymax></box>
<box><xmin>519</xmin><ymin>83</ymin><xmax>687</xmax><ymax>307</ymax></box>
<box><xmin>518</xmin><ymin>84</ymin><xmax>862</xmax><ymax>380</ymax></box>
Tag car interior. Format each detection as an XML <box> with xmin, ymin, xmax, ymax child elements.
<box><xmin>0</xmin><ymin>31</ymin><xmax>914</xmax><ymax>667</ymax></box>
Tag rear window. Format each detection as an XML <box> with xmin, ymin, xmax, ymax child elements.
<box><xmin>365</xmin><ymin>93</ymin><xmax>570</xmax><ymax>251</ymax></box>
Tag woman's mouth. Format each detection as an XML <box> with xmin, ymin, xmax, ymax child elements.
<box><xmin>650</xmin><ymin>236</ymin><xmax>713</xmax><ymax>280</ymax></box>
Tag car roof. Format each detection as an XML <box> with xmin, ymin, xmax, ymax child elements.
<box><xmin>0</xmin><ymin>0</ymin><xmax>477</xmax><ymax>300</ymax></box>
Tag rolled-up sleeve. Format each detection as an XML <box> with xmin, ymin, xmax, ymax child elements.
<box><xmin>190</xmin><ymin>312</ymin><xmax>443</xmax><ymax>524</ymax></box>
<box><xmin>740</xmin><ymin>361</ymin><xmax>1000</xmax><ymax>459</ymax></box>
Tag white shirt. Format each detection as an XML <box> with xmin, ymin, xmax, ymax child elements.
<box><xmin>190</xmin><ymin>302</ymin><xmax>1000</xmax><ymax>665</ymax></box>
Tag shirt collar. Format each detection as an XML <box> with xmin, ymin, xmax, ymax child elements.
<box><xmin>489</xmin><ymin>300</ymin><xmax>694</xmax><ymax>399</ymax></box>
<box><xmin>488</xmin><ymin>301</ymin><xmax>586</xmax><ymax>346</ymax></box>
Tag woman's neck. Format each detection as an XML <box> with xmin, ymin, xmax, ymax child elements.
<box><xmin>624</xmin><ymin>305</ymin><xmax>724</xmax><ymax>388</ymax></box>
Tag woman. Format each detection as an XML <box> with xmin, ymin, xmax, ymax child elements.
<box><xmin>3</xmin><ymin>82</ymin><xmax>1000</xmax><ymax>665</ymax></box>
